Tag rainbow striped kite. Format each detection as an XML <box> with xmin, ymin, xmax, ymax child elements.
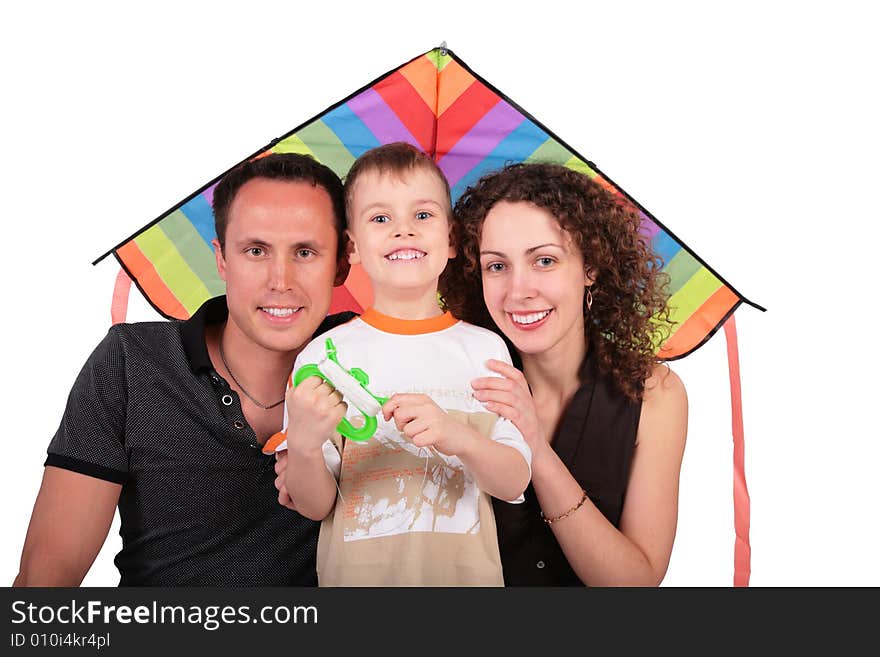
<box><xmin>94</xmin><ymin>46</ymin><xmax>762</xmax><ymax>360</ymax></box>
<box><xmin>94</xmin><ymin>46</ymin><xmax>761</xmax><ymax>586</ymax></box>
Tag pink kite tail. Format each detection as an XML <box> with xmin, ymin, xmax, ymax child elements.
<box><xmin>723</xmin><ymin>314</ymin><xmax>751</xmax><ymax>586</ymax></box>
<box><xmin>111</xmin><ymin>268</ymin><xmax>132</xmax><ymax>325</ymax></box>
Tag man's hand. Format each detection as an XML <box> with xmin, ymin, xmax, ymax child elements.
<box><xmin>273</xmin><ymin>450</ymin><xmax>297</xmax><ymax>511</ymax></box>
<box><xmin>382</xmin><ymin>393</ymin><xmax>475</xmax><ymax>457</ymax></box>
<box><xmin>285</xmin><ymin>376</ymin><xmax>347</xmax><ymax>456</ymax></box>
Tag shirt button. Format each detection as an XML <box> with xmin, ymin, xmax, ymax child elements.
<box><xmin>536</xmin><ymin>560</ymin><xmax>545</xmax><ymax>569</ymax></box>
<box><xmin>233</xmin><ymin>420</ymin><xmax>245</xmax><ymax>430</ymax></box>
<box><xmin>221</xmin><ymin>394</ymin><xmax>234</xmax><ymax>406</ymax></box>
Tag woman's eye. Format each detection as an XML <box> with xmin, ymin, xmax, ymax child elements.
<box><xmin>486</xmin><ymin>262</ymin><xmax>506</xmax><ymax>273</ymax></box>
<box><xmin>536</xmin><ymin>257</ymin><xmax>555</xmax><ymax>267</ymax></box>
<box><xmin>416</xmin><ymin>211</ymin><xmax>432</xmax><ymax>220</ymax></box>
<box><xmin>371</xmin><ymin>215</ymin><xmax>390</xmax><ymax>224</ymax></box>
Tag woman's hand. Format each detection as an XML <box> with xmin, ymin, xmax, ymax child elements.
<box><xmin>471</xmin><ymin>359</ymin><xmax>546</xmax><ymax>454</ymax></box>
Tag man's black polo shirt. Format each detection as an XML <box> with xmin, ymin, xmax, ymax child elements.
<box><xmin>46</xmin><ymin>296</ymin><xmax>354</xmax><ymax>586</ymax></box>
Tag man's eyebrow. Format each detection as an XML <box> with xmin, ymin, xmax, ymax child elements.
<box><xmin>290</xmin><ymin>240</ymin><xmax>323</xmax><ymax>251</ymax></box>
<box><xmin>234</xmin><ymin>238</ymin><xmax>324</xmax><ymax>250</ymax></box>
<box><xmin>235</xmin><ymin>237</ymin><xmax>270</xmax><ymax>247</ymax></box>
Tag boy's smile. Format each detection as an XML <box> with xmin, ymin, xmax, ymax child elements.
<box><xmin>347</xmin><ymin>167</ymin><xmax>454</xmax><ymax>318</ymax></box>
<box><xmin>385</xmin><ymin>247</ymin><xmax>426</xmax><ymax>262</ymax></box>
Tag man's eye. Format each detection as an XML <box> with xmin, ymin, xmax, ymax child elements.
<box><xmin>371</xmin><ymin>215</ymin><xmax>390</xmax><ymax>224</ymax></box>
<box><xmin>416</xmin><ymin>211</ymin><xmax>432</xmax><ymax>220</ymax></box>
<box><xmin>247</xmin><ymin>247</ymin><xmax>264</xmax><ymax>257</ymax></box>
<box><xmin>297</xmin><ymin>249</ymin><xmax>315</xmax><ymax>259</ymax></box>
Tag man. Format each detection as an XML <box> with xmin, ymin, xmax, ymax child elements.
<box><xmin>14</xmin><ymin>153</ymin><xmax>352</xmax><ymax>585</ymax></box>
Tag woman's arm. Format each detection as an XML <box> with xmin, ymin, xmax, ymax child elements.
<box><xmin>474</xmin><ymin>361</ymin><xmax>687</xmax><ymax>586</ymax></box>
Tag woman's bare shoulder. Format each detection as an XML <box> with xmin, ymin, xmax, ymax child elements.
<box><xmin>636</xmin><ymin>364</ymin><xmax>688</xmax><ymax>448</ymax></box>
<box><xmin>643</xmin><ymin>363</ymin><xmax>687</xmax><ymax>405</ymax></box>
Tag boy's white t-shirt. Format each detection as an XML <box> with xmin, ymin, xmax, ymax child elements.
<box><xmin>280</xmin><ymin>309</ymin><xmax>530</xmax><ymax>586</ymax></box>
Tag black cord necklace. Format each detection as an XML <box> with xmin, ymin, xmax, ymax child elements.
<box><xmin>218</xmin><ymin>338</ymin><xmax>285</xmax><ymax>410</ymax></box>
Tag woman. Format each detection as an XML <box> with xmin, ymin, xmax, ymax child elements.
<box><xmin>440</xmin><ymin>162</ymin><xmax>688</xmax><ymax>586</ymax></box>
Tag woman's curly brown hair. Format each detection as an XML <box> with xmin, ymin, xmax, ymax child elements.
<box><xmin>440</xmin><ymin>162</ymin><xmax>673</xmax><ymax>401</ymax></box>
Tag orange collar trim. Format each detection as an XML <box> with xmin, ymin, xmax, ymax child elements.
<box><xmin>359</xmin><ymin>308</ymin><xmax>458</xmax><ymax>335</ymax></box>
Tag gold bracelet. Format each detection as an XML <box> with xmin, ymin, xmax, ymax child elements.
<box><xmin>541</xmin><ymin>489</ymin><xmax>589</xmax><ymax>525</ymax></box>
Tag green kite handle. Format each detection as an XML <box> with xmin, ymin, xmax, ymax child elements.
<box><xmin>292</xmin><ymin>361</ymin><xmax>383</xmax><ymax>442</ymax></box>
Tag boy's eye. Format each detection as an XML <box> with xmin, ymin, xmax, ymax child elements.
<box><xmin>416</xmin><ymin>211</ymin><xmax>432</xmax><ymax>220</ymax></box>
<box><xmin>371</xmin><ymin>214</ymin><xmax>390</xmax><ymax>224</ymax></box>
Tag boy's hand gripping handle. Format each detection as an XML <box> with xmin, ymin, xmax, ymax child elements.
<box><xmin>300</xmin><ymin>338</ymin><xmax>389</xmax><ymax>438</ymax></box>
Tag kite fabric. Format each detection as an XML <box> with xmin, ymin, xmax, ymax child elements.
<box><xmin>95</xmin><ymin>46</ymin><xmax>763</xmax><ymax>360</ymax></box>
<box><xmin>94</xmin><ymin>46</ymin><xmax>762</xmax><ymax>585</ymax></box>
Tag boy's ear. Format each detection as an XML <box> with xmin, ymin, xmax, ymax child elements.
<box><xmin>346</xmin><ymin>230</ymin><xmax>361</xmax><ymax>266</ymax></box>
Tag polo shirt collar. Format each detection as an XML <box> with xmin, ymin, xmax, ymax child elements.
<box><xmin>180</xmin><ymin>295</ymin><xmax>229</xmax><ymax>374</ymax></box>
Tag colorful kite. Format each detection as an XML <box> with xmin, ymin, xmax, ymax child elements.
<box><xmin>94</xmin><ymin>45</ymin><xmax>762</xmax><ymax>585</ymax></box>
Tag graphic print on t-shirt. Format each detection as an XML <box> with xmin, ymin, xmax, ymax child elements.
<box><xmin>339</xmin><ymin>408</ymin><xmax>497</xmax><ymax>541</ymax></box>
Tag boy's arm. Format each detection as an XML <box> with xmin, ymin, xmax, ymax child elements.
<box><xmin>14</xmin><ymin>467</ymin><xmax>119</xmax><ymax>586</ymax></box>
<box><xmin>455</xmin><ymin>435</ymin><xmax>530</xmax><ymax>503</ymax></box>
<box><xmin>283</xmin><ymin>376</ymin><xmax>346</xmax><ymax>521</ymax></box>
<box><xmin>383</xmin><ymin>394</ymin><xmax>530</xmax><ymax>502</ymax></box>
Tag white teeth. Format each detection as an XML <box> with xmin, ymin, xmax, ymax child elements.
<box><xmin>262</xmin><ymin>307</ymin><xmax>298</xmax><ymax>317</ymax></box>
<box><xmin>510</xmin><ymin>310</ymin><xmax>550</xmax><ymax>325</ymax></box>
<box><xmin>386</xmin><ymin>249</ymin><xmax>425</xmax><ymax>261</ymax></box>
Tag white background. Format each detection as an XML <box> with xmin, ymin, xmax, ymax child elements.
<box><xmin>1</xmin><ymin>1</ymin><xmax>877</xmax><ymax>586</ymax></box>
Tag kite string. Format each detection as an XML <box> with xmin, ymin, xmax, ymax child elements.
<box><xmin>334</xmin><ymin>442</ymin><xmax>435</xmax><ymax>539</ymax></box>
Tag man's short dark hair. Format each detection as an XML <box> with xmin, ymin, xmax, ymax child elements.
<box><xmin>212</xmin><ymin>153</ymin><xmax>346</xmax><ymax>253</ymax></box>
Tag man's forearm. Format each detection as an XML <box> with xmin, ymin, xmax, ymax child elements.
<box><xmin>14</xmin><ymin>467</ymin><xmax>120</xmax><ymax>587</ymax></box>
<box><xmin>14</xmin><ymin>553</ymin><xmax>89</xmax><ymax>587</ymax></box>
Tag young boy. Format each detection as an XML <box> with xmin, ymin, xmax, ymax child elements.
<box><xmin>279</xmin><ymin>142</ymin><xmax>530</xmax><ymax>586</ymax></box>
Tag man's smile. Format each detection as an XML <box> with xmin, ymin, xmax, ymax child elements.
<box><xmin>258</xmin><ymin>305</ymin><xmax>303</xmax><ymax>320</ymax></box>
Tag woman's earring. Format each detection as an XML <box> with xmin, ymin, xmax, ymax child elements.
<box><xmin>585</xmin><ymin>288</ymin><xmax>593</xmax><ymax>313</ymax></box>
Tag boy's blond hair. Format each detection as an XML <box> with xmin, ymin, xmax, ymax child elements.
<box><xmin>343</xmin><ymin>142</ymin><xmax>452</xmax><ymax>225</ymax></box>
